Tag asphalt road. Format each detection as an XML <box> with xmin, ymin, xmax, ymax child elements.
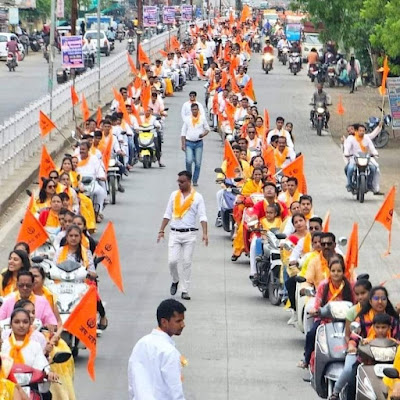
<box><xmin>0</xmin><ymin>52</ymin><xmax>398</xmax><ymax>399</ymax></box>
<box><xmin>0</xmin><ymin>40</ymin><xmax>127</xmax><ymax>124</ymax></box>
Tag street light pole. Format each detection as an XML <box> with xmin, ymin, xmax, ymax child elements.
<box><xmin>48</xmin><ymin>0</ymin><xmax>56</xmax><ymax>117</ymax></box>
<box><xmin>97</xmin><ymin>0</ymin><xmax>101</xmax><ymax>104</ymax></box>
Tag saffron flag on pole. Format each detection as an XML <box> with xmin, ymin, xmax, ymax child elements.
<box><xmin>322</xmin><ymin>211</ymin><xmax>330</xmax><ymax>232</ymax></box>
<box><xmin>39</xmin><ymin>111</ymin><xmax>56</xmax><ymax>137</ymax></box>
<box><xmin>379</xmin><ymin>56</ymin><xmax>390</xmax><ymax>96</ymax></box>
<box><xmin>70</xmin><ymin>86</ymin><xmax>79</xmax><ymax>106</ymax></box>
<box><xmin>126</xmin><ymin>53</ymin><xmax>138</xmax><ymax>75</ymax></box>
<box><xmin>81</xmin><ymin>94</ymin><xmax>90</xmax><ymax>122</ymax></box>
<box><xmin>224</xmin><ymin>140</ymin><xmax>241</xmax><ymax>178</ymax></box>
<box><xmin>262</xmin><ymin>146</ymin><xmax>276</xmax><ymax>178</ymax></box>
<box><xmin>243</xmin><ymin>78</ymin><xmax>256</xmax><ymax>101</ymax></box>
<box><xmin>38</xmin><ymin>145</ymin><xmax>56</xmax><ymax>183</ymax></box>
<box><xmin>281</xmin><ymin>155</ymin><xmax>307</xmax><ymax>194</ymax></box>
<box><xmin>63</xmin><ymin>285</ymin><xmax>97</xmax><ymax>380</ymax></box>
<box><xmin>17</xmin><ymin>209</ymin><xmax>49</xmax><ymax>252</ymax></box>
<box><xmin>95</xmin><ymin>221</ymin><xmax>124</xmax><ymax>292</ymax></box>
<box><xmin>102</xmin><ymin>133</ymin><xmax>114</xmax><ymax>174</ymax></box>
<box><xmin>345</xmin><ymin>222</ymin><xmax>358</xmax><ymax>280</ymax></box>
<box><xmin>96</xmin><ymin>107</ymin><xmax>102</xmax><ymax>127</ymax></box>
<box><xmin>138</xmin><ymin>43</ymin><xmax>150</xmax><ymax>65</ymax></box>
<box><xmin>374</xmin><ymin>185</ymin><xmax>396</xmax><ymax>254</ymax></box>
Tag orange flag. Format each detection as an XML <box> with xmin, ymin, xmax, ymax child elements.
<box><xmin>240</xmin><ymin>4</ymin><xmax>251</xmax><ymax>22</ymax></box>
<box><xmin>171</xmin><ymin>35</ymin><xmax>180</xmax><ymax>49</ymax></box>
<box><xmin>322</xmin><ymin>211</ymin><xmax>330</xmax><ymax>232</ymax></box>
<box><xmin>374</xmin><ymin>185</ymin><xmax>396</xmax><ymax>254</ymax></box>
<box><xmin>141</xmin><ymin>83</ymin><xmax>151</xmax><ymax>112</ymax></box>
<box><xmin>229</xmin><ymin>12</ymin><xmax>235</xmax><ymax>25</ymax></box>
<box><xmin>133</xmin><ymin>76</ymin><xmax>142</xmax><ymax>90</ymax></box>
<box><xmin>224</xmin><ymin>140</ymin><xmax>240</xmax><ymax>178</ymax></box>
<box><xmin>131</xmin><ymin>103</ymin><xmax>142</xmax><ymax>125</ymax></box>
<box><xmin>281</xmin><ymin>155</ymin><xmax>307</xmax><ymax>194</ymax></box>
<box><xmin>102</xmin><ymin>134</ymin><xmax>114</xmax><ymax>174</ymax></box>
<box><xmin>95</xmin><ymin>221</ymin><xmax>124</xmax><ymax>292</ymax></box>
<box><xmin>127</xmin><ymin>84</ymin><xmax>133</xmax><ymax>99</ymax></box>
<box><xmin>262</xmin><ymin>146</ymin><xmax>276</xmax><ymax>178</ymax></box>
<box><xmin>63</xmin><ymin>285</ymin><xmax>97</xmax><ymax>380</ymax></box>
<box><xmin>264</xmin><ymin>109</ymin><xmax>270</xmax><ymax>134</ymax></box>
<box><xmin>345</xmin><ymin>222</ymin><xmax>358</xmax><ymax>279</ymax></box>
<box><xmin>17</xmin><ymin>209</ymin><xmax>49</xmax><ymax>252</ymax></box>
<box><xmin>225</xmin><ymin>101</ymin><xmax>236</xmax><ymax>130</ymax></box>
<box><xmin>337</xmin><ymin>95</ymin><xmax>345</xmax><ymax>115</ymax></box>
<box><xmin>127</xmin><ymin>53</ymin><xmax>138</xmax><ymax>75</ymax></box>
<box><xmin>194</xmin><ymin>59</ymin><xmax>204</xmax><ymax>77</ymax></box>
<box><xmin>70</xmin><ymin>86</ymin><xmax>79</xmax><ymax>106</ymax></box>
<box><xmin>212</xmin><ymin>90</ymin><xmax>219</xmax><ymax>115</ymax></box>
<box><xmin>38</xmin><ymin>145</ymin><xmax>56</xmax><ymax>182</ymax></box>
<box><xmin>379</xmin><ymin>56</ymin><xmax>390</xmax><ymax>96</ymax></box>
<box><xmin>96</xmin><ymin>107</ymin><xmax>102</xmax><ymax>127</ymax></box>
<box><xmin>220</xmin><ymin>70</ymin><xmax>228</xmax><ymax>89</ymax></box>
<box><xmin>27</xmin><ymin>191</ymin><xmax>34</xmax><ymax>211</ymax></box>
<box><xmin>231</xmin><ymin>77</ymin><xmax>240</xmax><ymax>93</ymax></box>
<box><xmin>224</xmin><ymin>44</ymin><xmax>231</xmax><ymax>62</ymax></box>
<box><xmin>243</xmin><ymin>78</ymin><xmax>256</xmax><ymax>101</ymax></box>
<box><xmin>81</xmin><ymin>94</ymin><xmax>90</xmax><ymax>122</ymax></box>
<box><xmin>159</xmin><ymin>49</ymin><xmax>168</xmax><ymax>58</ymax></box>
<box><xmin>39</xmin><ymin>111</ymin><xmax>56</xmax><ymax>137</ymax></box>
<box><xmin>138</xmin><ymin>43</ymin><xmax>150</xmax><ymax>65</ymax></box>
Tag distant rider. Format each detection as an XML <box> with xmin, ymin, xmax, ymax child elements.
<box><xmin>310</xmin><ymin>83</ymin><xmax>331</xmax><ymax>129</ymax></box>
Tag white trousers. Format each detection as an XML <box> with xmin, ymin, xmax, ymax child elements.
<box><xmin>168</xmin><ymin>231</ymin><xmax>197</xmax><ymax>293</ymax></box>
<box><xmin>216</xmin><ymin>189</ymin><xmax>223</xmax><ymax>212</ymax></box>
<box><xmin>304</xmin><ymin>297</ymin><xmax>316</xmax><ymax>334</ymax></box>
<box><xmin>94</xmin><ymin>181</ymin><xmax>107</xmax><ymax>213</ymax></box>
<box><xmin>249</xmin><ymin>236</ymin><xmax>258</xmax><ymax>276</ymax></box>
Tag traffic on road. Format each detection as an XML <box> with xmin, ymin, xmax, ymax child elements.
<box><xmin>0</xmin><ymin>4</ymin><xmax>398</xmax><ymax>400</ymax></box>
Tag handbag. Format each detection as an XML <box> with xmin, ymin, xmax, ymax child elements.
<box><xmin>355</xmin><ymin>76</ymin><xmax>362</xmax><ymax>88</ymax></box>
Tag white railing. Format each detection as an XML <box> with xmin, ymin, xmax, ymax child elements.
<box><xmin>0</xmin><ymin>21</ymin><xmax>205</xmax><ymax>183</ymax></box>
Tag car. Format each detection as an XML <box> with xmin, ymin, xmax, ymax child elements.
<box><xmin>301</xmin><ymin>33</ymin><xmax>323</xmax><ymax>62</ymax></box>
<box><xmin>0</xmin><ymin>32</ymin><xmax>25</xmax><ymax>60</ymax></box>
<box><xmin>83</xmin><ymin>30</ymin><xmax>111</xmax><ymax>56</ymax></box>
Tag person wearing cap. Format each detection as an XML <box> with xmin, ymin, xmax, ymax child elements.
<box><xmin>181</xmin><ymin>91</ymin><xmax>205</xmax><ymax>121</ymax></box>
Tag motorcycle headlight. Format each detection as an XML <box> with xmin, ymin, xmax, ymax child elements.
<box><xmin>357</xmin><ymin>157</ymin><xmax>369</xmax><ymax>167</ymax></box>
<box><xmin>370</xmin><ymin>346</ymin><xmax>396</xmax><ymax>362</ymax></box>
<box><xmin>109</xmin><ymin>159</ymin><xmax>116</xmax><ymax>167</ymax></box>
<box><xmin>317</xmin><ymin>107</ymin><xmax>325</xmax><ymax>114</ymax></box>
<box><xmin>128</xmin><ymin>39</ymin><xmax>133</xmax><ymax>43</ymax></box>
<box><xmin>264</xmin><ymin>54</ymin><xmax>273</xmax><ymax>61</ymax></box>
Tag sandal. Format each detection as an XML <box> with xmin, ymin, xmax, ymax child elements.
<box><xmin>328</xmin><ymin>394</ymin><xmax>339</xmax><ymax>400</ymax></box>
<box><xmin>297</xmin><ymin>360</ymin><xmax>308</xmax><ymax>369</ymax></box>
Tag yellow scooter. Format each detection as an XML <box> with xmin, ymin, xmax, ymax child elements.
<box><xmin>138</xmin><ymin>124</ymin><xmax>156</xmax><ymax>169</ymax></box>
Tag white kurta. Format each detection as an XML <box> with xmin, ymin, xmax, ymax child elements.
<box><xmin>128</xmin><ymin>329</ymin><xmax>185</xmax><ymax>400</ymax></box>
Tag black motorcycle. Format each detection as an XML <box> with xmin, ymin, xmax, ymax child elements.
<box><xmin>312</xmin><ymin>102</ymin><xmax>327</xmax><ymax>136</ymax></box>
<box><xmin>366</xmin><ymin>107</ymin><xmax>392</xmax><ymax>149</ymax></box>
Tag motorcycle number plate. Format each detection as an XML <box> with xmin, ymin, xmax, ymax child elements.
<box><xmin>141</xmin><ymin>149</ymin><xmax>151</xmax><ymax>156</ymax></box>
<box><xmin>60</xmin><ymin>283</ymin><xmax>74</xmax><ymax>294</ymax></box>
<box><xmin>374</xmin><ymin>364</ymin><xmax>393</xmax><ymax>378</ymax></box>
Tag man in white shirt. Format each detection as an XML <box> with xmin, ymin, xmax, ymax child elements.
<box><xmin>204</xmin><ymin>37</ymin><xmax>216</xmax><ymax>68</ymax></box>
<box><xmin>128</xmin><ymin>299</ymin><xmax>187</xmax><ymax>400</ymax></box>
<box><xmin>234</xmin><ymin>97</ymin><xmax>250</xmax><ymax>122</ymax></box>
<box><xmin>343</xmin><ymin>123</ymin><xmax>378</xmax><ymax>192</ymax></box>
<box><xmin>181</xmin><ymin>103</ymin><xmax>210</xmax><ymax>186</ymax></box>
<box><xmin>267</xmin><ymin>116</ymin><xmax>295</xmax><ymax>148</ymax></box>
<box><xmin>157</xmin><ymin>171</ymin><xmax>208</xmax><ymax>299</ymax></box>
<box><xmin>76</xmin><ymin>141</ymin><xmax>107</xmax><ymax>221</ymax></box>
<box><xmin>163</xmin><ymin>53</ymin><xmax>180</xmax><ymax>89</ymax></box>
<box><xmin>181</xmin><ymin>91</ymin><xmax>205</xmax><ymax>121</ymax></box>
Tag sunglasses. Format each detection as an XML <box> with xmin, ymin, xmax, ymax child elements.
<box><xmin>18</xmin><ymin>283</ymin><xmax>33</xmax><ymax>288</ymax></box>
<box><xmin>372</xmin><ymin>295</ymin><xmax>387</xmax><ymax>302</ymax></box>
<box><xmin>47</xmin><ymin>185</ymin><xmax>56</xmax><ymax>189</ymax></box>
<box><xmin>49</xmin><ymin>175</ymin><xmax>58</xmax><ymax>179</ymax></box>
<box><xmin>321</xmin><ymin>242</ymin><xmax>333</xmax><ymax>247</ymax></box>
<box><xmin>309</xmin><ymin>226</ymin><xmax>320</xmax><ymax>231</ymax></box>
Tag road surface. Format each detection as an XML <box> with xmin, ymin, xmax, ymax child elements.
<box><xmin>0</xmin><ymin>52</ymin><xmax>398</xmax><ymax>399</ymax></box>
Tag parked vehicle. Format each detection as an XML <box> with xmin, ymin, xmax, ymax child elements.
<box><xmin>0</xmin><ymin>32</ymin><xmax>24</xmax><ymax>60</ymax></box>
<box><xmin>84</xmin><ymin>30</ymin><xmax>110</xmax><ymax>56</ymax></box>
<box><xmin>366</xmin><ymin>109</ymin><xmax>392</xmax><ymax>149</ymax></box>
<box><xmin>301</xmin><ymin>33</ymin><xmax>323</xmax><ymax>62</ymax></box>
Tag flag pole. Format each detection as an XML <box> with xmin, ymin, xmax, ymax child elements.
<box><xmin>358</xmin><ymin>220</ymin><xmax>376</xmax><ymax>251</ymax></box>
<box><xmin>55</xmin><ymin>127</ymin><xmax>74</xmax><ymax>146</ymax></box>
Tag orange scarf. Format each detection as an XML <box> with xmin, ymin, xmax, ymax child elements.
<box><xmin>57</xmin><ymin>245</ymin><xmax>89</xmax><ymax>269</ymax></box>
<box><xmin>154</xmin><ymin>66</ymin><xmax>162</xmax><ymax>76</ymax></box>
<box><xmin>81</xmin><ymin>234</ymin><xmax>90</xmax><ymax>249</ymax></box>
<box><xmin>191</xmin><ymin>114</ymin><xmax>201</xmax><ymax>127</ymax></box>
<box><xmin>46</xmin><ymin>210</ymin><xmax>60</xmax><ymax>228</ymax></box>
<box><xmin>274</xmin><ymin>147</ymin><xmax>289</xmax><ymax>168</ymax></box>
<box><xmin>256</xmin><ymin>126</ymin><xmax>264</xmax><ymax>139</ymax></box>
<box><xmin>173</xmin><ymin>190</ymin><xmax>196</xmax><ymax>219</ymax></box>
<box><xmin>303</xmin><ymin>232</ymin><xmax>312</xmax><ymax>253</ymax></box>
<box><xmin>8</xmin><ymin>332</ymin><xmax>31</xmax><ymax>364</ymax></box>
<box><xmin>321</xmin><ymin>253</ymin><xmax>329</xmax><ymax>279</ymax></box>
<box><xmin>284</xmin><ymin>190</ymin><xmax>301</xmax><ymax>207</ymax></box>
<box><xmin>77</xmin><ymin>156</ymin><xmax>90</xmax><ymax>167</ymax></box>
<box><xmin>355</xmin><ymin>133</ymin><xmax>367</xmax><ymax>152</ymax></box>
<box><xmin>328</xmin><ymin>279</ymin><xmax>345</xmax><ymax>302</ymax></box>
<box><xmin>41</xmin><ymin>286</ymin><xmax>55</xmax><ymax>309</ymax></box>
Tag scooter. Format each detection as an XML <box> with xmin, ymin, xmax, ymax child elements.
<box><xmin>355</xmin><ymin>333</ymin><xmax>397</xmax><ymax>400</ymax></box>
<box><xmin>279</xmin><ymin>46</ymin><xmax>289</xmax><ymax>65</ymax></box>
<box><xmin>127</xmin><ymin>38</ymin><xmax>135</xmax><ymax>54</ymax></box>
<box><xmin>6</xmin><ymin>52</ymin><xmax>17</xmax><ymax>72</ymax></box>
<box><xmin>252</xmin><ymin>227</ymin><xmax>286</xmax><ymax>305</ymax></box>
<box><xmin>8</xmin><ymin>352</ymin><xmax>72</xmax><ymax>399</ymax></box>
<box><xmin>308</xmin><ymin>64</ymin><xmax>319</xmax><ymax>83</ymax></box>
<box><xmin>327</xmin><ymin>64</ymin><xmax>337</xmax><ymax>87</ymax></box>
<box><xmin>289</xmin><ymin>52</ymin><xmax>301</xmax><ymax>75</ymax></box>
<box><xmin>83</xmin><ymin>50</ymin><xmax>95</xmax><ymax>69</ymax></box>
<box><xmin>351</xmin><ymin>152</ymin><xmax>372</xmax><ymax>203</ymax></box>
<box><xmin>262</xmin><ymin>53</ymin><xmax>274</xmax><ymax>74</ymax></box>
<box><xmin>253</xmin><ymin>35</ymin><xmax>261</xmax><ymax>53</ymax></box>
<box><xmin>366</xmin><ymin>108</ymin><xmax>392</xmax><ymax>149</ymax></box>
<box><xmin>295</xmin><ymin>275</ymin><xmax>316</xmax><ymax>334</ymax></box>
<box><xmin>80</xmin><ymin>176</ymin><xmax>100</xmax><ymax>216</ymax></box>
<box><xmin>138</xmin><ymin>124</ymin><xmax>157</xmax><ymax>169</ymax></box>
<box><xmin>116</xmin><ymin>30</ymin><xmax>124</xmax><ymax>42</ymax></box>
<box><xmin>311</xmin><ymin>301</ymin><xmax>353</xmax><ymax>398</ymax></box>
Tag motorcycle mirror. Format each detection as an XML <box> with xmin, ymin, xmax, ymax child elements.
<box><xmin>52</xmin><ymin>352</ymin><xmax>72</xmax><ymax>364</ymax></box>
<box><xmin>164</xmin><ymin>108</ymin><xmax>169</xmax><ymax>111</ymax></box>
<box><xmin>338</xmin><ymin>237</ymin><xmax>348</xmax><ymax>247</ymax></box>
<box><xmin>295</xmin><ymin>276</ymin><xmax>306</xmax><ymax>283</ymax></box>
<box><xmin>233</xmin><ymin>177</ymin><xmax>243</xmax><ymax>182</ymax></box>
<box><xmin>31</xmin><ymin>256</ymin><xmax>44</xmax><ymax>264</ymax></box>
<box><xmin>350</xmin><ymin>321</ymin><xmax>361</xmax><ymax>334</ymax></box>
<box><xmin>214</xmin><ymin>168</ymin><xmax>223</xmax><ymax>173</ymax></box>
<box><xmin>383</xmin><ymin>368</ymin><xmax>399</xmax><ymax>380</ymax></box>
<box><xmin>275</xmin><ymin>233</ymin><xmax>287</xmax><ymax>240</ymax></box>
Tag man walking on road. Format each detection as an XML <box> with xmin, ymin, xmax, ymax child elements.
<box><xmin>181</xmin><ymin>104</ymin><xmax>210</xmax><ymax>186</ymax></box>
<box><xmin>128</xmin><ymin>299</ymin><xmax>187</xmax><ymax>400</ymax></box>
<box><xmin>181</xmin><ymin>91</ymin><xmax>205</xmax><ymax>120</ymax></box>
<box><xmin>157</xmin><ymin>171</ymin><xmax>208</xmax><ymax>300</ymax></box>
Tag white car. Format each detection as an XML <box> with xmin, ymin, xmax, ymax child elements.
<box><xmin>83</xmin><ymin>30</ymin><xmax>110</xmax><ymax>56</ymax></box>
<box><xmin>0</xmin><ymin>32</ymin><xmax>25</xmax><ymax>60</ymax></box>
<box><xmin>301</xmin><ymin>33</ymin><xmax>323</xmax><ymax>62</ymax></box>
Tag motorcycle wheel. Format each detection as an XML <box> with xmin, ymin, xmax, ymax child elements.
<box><xmin>311</xmin><ymin>76</ymin><xmax>315</xmax><ymax>83</ymax></box>
<box><xmin>8</xmin><ymin>64</ymin><xmax>12</xmax><ymax>72</ymax></box>
<box><xmin>294</xmin><ymin>70</ymin><xmax>297</xmax><ymax>76</ymax></box>
<box><xmin>359</xmin><ymin>175</ymin><xmax>366</xmax><ymax>203</ymax></box>
<box><xmin>316</xmin><ymin>119</ymin><xmax>323</xmax><ymax>136</ymax></box>
<box><xmin>20</xmin><ymin>52</ymin><xmax>25</xmax><ymax>61</ymax></box>
<box><xmin>143</xmin><ymin>155</ymin><xmax>151</xmax><ymax>169</ymax></box>
<box><xmin>265</xmin><ymin>68</ymin><xmax>268</xmax><ymax>74</ymax></box>
<box><xmin>109</xmin><ymin>175</ymin><xmax>116</xmax><ymax>205</ymax></box>
<box><xmin>329</xmin><ymin>78</ymin><xmax>335</xmax><ymax>87</ymax></box>
<box><xmin>373</xmin><ymin>130</ymin><xmax>389</xmax><ymax>148</ymax></box>
<box><xmin>268</xmin><ymin>269</ymin><xmax>282</xmax><ymax>306</ymax></box>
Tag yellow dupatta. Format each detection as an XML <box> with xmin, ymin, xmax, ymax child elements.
<box><xmin>191</xmin><ymin>114</ymin><xmax>201</xmax><ymax>127</ymax></box>
<box><xmin>241</xmin><ymin>179</ymin><xmax>263</xmax><ymax>196</ymax></box>
<box><xmin>8</xmin><ymin>332</ymin><xmax>31</xmax><ymax>364</ymax></box>
<box><xmin>274</xmin><ymin>147</ymin><xmax>289</xmax><ymax>168</ymax></box>
<box><xmin>173</xmin><ymin>190</ymin><xmax>196</xmax><ymax>219</ymax></box>
<box><xmin>46</xmin><ymin>210</ymin><xmax>60</xmax><ymax>228</ymax></box>
<box><xmin>284</xmin><ymin>190</ymin><xmax>301</xmax><ymax>207</ymax></box>
<box><xmin>328</xmin><ymin>279</ymin><xmax>345</xmax><ymax>302</ymax></box>
<box><xmin>302</xmin><ymin>232</ymin><xmax>312</xmax><ymax>254</ymax></box>
<box><xmin>77</xmin><ymin>157</ymin><xmax>90</xmax><ymax>168</ymax></box>
<box><xmin>57</xmin><ymin>245</ymin><xmax>89</xmax><ymax>269</ymax></box>
<box><xmin>260</xmin><ymin>217</ymin><xmax>282</xmax><ymax>231</ymax></box>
